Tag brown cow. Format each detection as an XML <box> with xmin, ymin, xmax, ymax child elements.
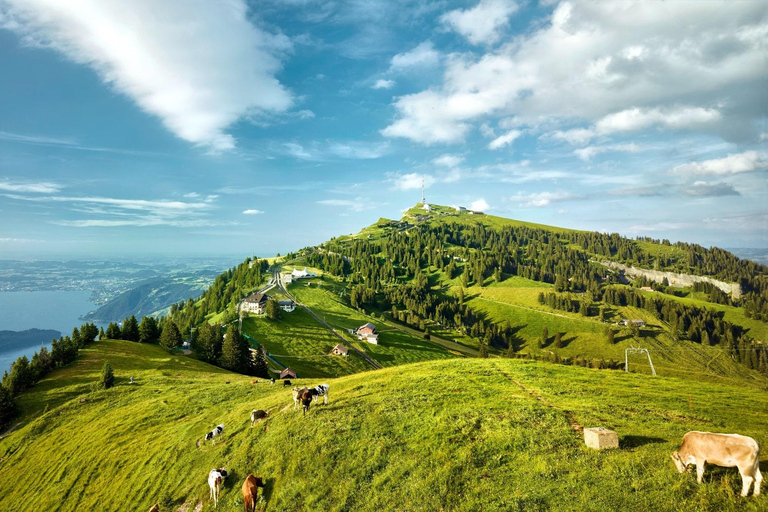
<box><xmin>672</xmin><ymin>431</ymin><xmax>762</xmax><ymax>496</ymax></box>
<box><xmin>242</xmin><ymin>474</ymin><xmax>265</xmax><ymax>512</ymax></box>
<box><xmin>148</xmin><ymin>505</ymin><xmax>159</xmax><ymax>512</ymax></box>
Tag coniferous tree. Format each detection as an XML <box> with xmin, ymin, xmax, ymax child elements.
<box><xmin>220</xmin><ymin>328</ymin><xmax>252</xmax><ymax>374</ymax></box>
<box><xmin>106</xmin><ymin>322</ymin><xmax>121</xmax><ymax>340</ymax></box>
<box><xmin>4</xmin><ymin>357</ymin><xmax>32</xmax><ymax>397</ymax></box>
<box><xmin>122</xmin><ymin>316</ymin><xmax>140</xmax><ymax>342</ymax></box>
<box><xmin>99</xmin><ymin>327</ymin><xmax>106</xmax><ymax>341</ymax></box>
<box><xmin>0</xmin><ymin>384</ymin><xmax>18</xmax><ymax>430</ymax></box>
<box><xmin>159</xmin><ymin>320</ymin><xmax>183</xmax><ymax>350</ymax></box>
<box><xmin>138</xmin><ymin>316</ymin><xmax>160</xmax><ymax>344</ymax></box>
<box><xmin>196</xmin><ymin>322</ymin><xmax>222</xmax><ymax>364</ymax></box>
<box><xmin>252</xmin><ymin>348</ymin><xmax>269</xmax><ymax>379</ymax></box>
<box><xmin>541</xmin><ymin>326</ymin><xmax>549</xmax><ymax>347</ymax></box>
<box><xmin>100</xmin><ymin>362</ymin><xmax>114</xmax><ymax>389</ymax></box>
<box><xmin>265</xmin><ymin>299</ymin><xmax>282</xmax><ymax>320</ymax></box>
<box><xmin>71</xmin><ymin>327</ymin><xmax>82</xmax><ymax>348</ymax></box>
<box><xmin>554</xmin><ymin>332</ymin><xmax>563</xmax><ymax>348</ymax></box>
<box><xmin>605</xmin><ymin>327</ymin><xmax>615</xmax><ymax>344</ymax></box>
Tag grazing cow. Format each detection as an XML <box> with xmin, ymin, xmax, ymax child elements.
<box><xmin>292</xmin><ymin>387</ymin><xmax>309</xmax><ymax>410</ymax></box>
<box><xmin>205</xmin><ymin>424</ymin><xmax>224</xmax><ymax>445</ymax></box>
<box><xmin>242</xmin><ymin>474</ymin><xmax>265</xmax><ymax>512</ymax></box>
<box><xmin>251</xmin><ymin>379</ymin><xmax>259</xmax><ymax>384</ymax></box>
<box><xmin>270</xmin><ymin>378</ymin><xmax>275</xmax><ymax>385</ymax></box>
<box><xmin>311</xmin><ymin>384</ymin><xmax>330</xmax><ymax>405</ymax></box>
<box><xmin>250</xmin><ymin>409</ymin><xmax>269</xmax><ymax>426</ymax></box>
<box><xmin>148</xmin><ymin>505</ymin><xmax>159</xmax><ymax>512</ymax></box>
<box><xmin>208</xmin><ymin>468</ymin><xmax>228</xmax><ymax>507</ymax></box>
<box><xmin>283</xmin><ymin>379</ymin><xmax>292</xmax><ymax>387</ymax></box>
<box><xmin>672</xmin><ymin>431</ymin><xmax>762</xmax><ymax>497</ymax></box>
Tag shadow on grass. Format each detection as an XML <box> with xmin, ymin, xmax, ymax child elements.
<box><xmin>620</xmin><ymin>435</ymin><xmax>666</xmax><ymax>449</ymax></box>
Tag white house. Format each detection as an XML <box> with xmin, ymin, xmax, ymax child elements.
<box><xmin>455</xmin><ymin>206</ymin><xmax>466</xmax><ymax>213</ymax></box>
<box><xmin>279</xmin><ymin>299</ymin><xmax>296</xmax><ymax>312</ymax></box>
<box><xmin>242</xmin><ymin>293</ymin><xmax>269</xmax><ymax>314</ymax></box>
<box><xmin>356</xmin><ymin>323</ymin><xmax>379</xmax><ymax>344</ymax></box>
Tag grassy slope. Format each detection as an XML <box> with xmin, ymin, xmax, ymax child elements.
<box><xmin>288</xmin><ymin>279</ymin><xmax>455</xmax><ymax>368</ymax></box>
<box><xmin>1</xmin><ymin>340</ymin><xmax>767</xmax><ymax>511</ymax></box>
<box><xmin>240</xmin><ymin>309</ymin><xmax>370</xmax><ymax>378</ymax></box>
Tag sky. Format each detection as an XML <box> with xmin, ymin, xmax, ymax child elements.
<box><xmin>0</xmin><ymin>0</ymin><xmax>766</xmax><ymax>259</ymax></box>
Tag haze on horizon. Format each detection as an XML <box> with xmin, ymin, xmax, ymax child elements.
<box><xmin>0</xmin><ymin>0</ymin><xmax>766</xmax><ymax>259</ymax></box>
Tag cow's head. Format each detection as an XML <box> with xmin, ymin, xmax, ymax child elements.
<box><xmin>218</xmin><ymin>468</ymin><xmax>228</xmax><ymax>477</ymax></box>
<box><xmin>670</xmin><ymin>452</ymin><xmax>687</xmax><ymax>473</ymax></box>
<box><xmin>255</xmin><ymin>477</ymin><xmax>265</xmax><ymax>488</ymax></box>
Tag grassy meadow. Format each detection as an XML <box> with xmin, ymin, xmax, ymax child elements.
<box><xmin>288</xmin><ymin>280</ymin><xmax>456</xmax><ymax>368</ymax></box>
<box><xmin>1</xmin><ymin>340</ymin><xmax>767</xmax><ymax>511</ymax></box>
<box><xmin>240</xmin><ymin>309</ymin><xmax>370</xmax><ymax>378</ymax></box>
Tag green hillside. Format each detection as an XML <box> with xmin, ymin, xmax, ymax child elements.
<box><xmin>1</xmin><ymin>340</ymin><xmax>766</xmax><ymax>511</ymax></box>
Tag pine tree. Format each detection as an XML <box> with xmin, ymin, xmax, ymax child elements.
<box><xmin>159</xmin><ymin>320</ymin><xmax>183</xmax><ymax>350</ymax></box>
<box><xmin>4</xmin><ymin>357</ymin><xmax>32</xmax><ymax>396</ymax></box>
<box><xmin>605</xmin><ymin>327</ymin><xmax>615</xmax><ymax>344</ymax></box>
<box><xmin>139</xmin><ymin>316</ymin><xmax>159</xmax><ymax>344</ymax></box>
<box><xmin>71</xmin><ymin>327</ymin><xmax>82</xmax><ymax>348</ymax></box>
<box><xmin>196</xmin><ymin>322</ymin><xmax>222</xmax><ymax>364</ymax></box>
<box><xmin>100</xmin><ymin>362</ymin><xmax>114</xmax><ymax>389</ymax></box>
<box><xmin>106</xmin><ymin>322</ymin><xmax>121</xmax><ymax>340</ymax></box>
<box><xmin>554</xmin><ymin>332</ymin><xmax>563</xmax><ymax>348</ymax></box>
<box><xmin>265</xmin><ymin>299</ymin><xmax>282</xmax><ymax>320</ymax></box>
<box><xmin>122</xmin><ymin>316</ymin><xmax>139</xmax><ymax>342</ymax></box>
<box><xmin>99</xmin><ymin>327</ymin><xmax>105</xmax><ymax>341</ymax></box>
<box><xmin>252</xmin><ymin>348</ymin><xmax>269</xmax><ymax>379</ymax></box>
<box><xmin>219</xmin><ymin>328</ymin><xmax>251</xmax><ymax>374</ymax></box>
<box><xmin>0</xmin><ymin>384</ymin><xmax>18</xmax><ymax>430</ymax></box>
<box><xmin>541</xmin><ymin>326</ymin><xmax>548</xmax><ymax>347</ymax></box>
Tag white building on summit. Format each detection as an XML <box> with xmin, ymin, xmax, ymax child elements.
<box><xmin>291</xmin><ymin>267</ymin><xmax>317</xmax><ymax>279</ymax></box>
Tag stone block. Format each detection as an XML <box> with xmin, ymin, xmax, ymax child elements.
<box><xmin>584</xmin><ymin>427</ymin><xmax>619</xmax><ymax>450</ymax></box>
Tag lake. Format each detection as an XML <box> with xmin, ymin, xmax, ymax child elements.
<box><xmin>0</xmin><ymin>290</ymin><xmax>101</xmax><ymax>372</ymax></box>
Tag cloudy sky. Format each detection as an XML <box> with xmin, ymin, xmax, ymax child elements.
<box><xmin>0</xmin><ymin>0</ymin><xmax>766</xmax><ymax>258</ymax></box>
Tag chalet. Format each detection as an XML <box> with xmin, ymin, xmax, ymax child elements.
<box><xmin>280</xmin><ymin>368</ymin><xmax>297</xmax><ymax>380</ymax></box>
<box><xmin>455</xmin><ymin>206</ymin><xmax>466</xmax><ymax>213</ymax></box>
<box><xmin>422</xmin><ymin>203</ymin><xmax>432</xmax><ymax>211</ymax></box>
<box><xmin>331</xmin><ymin>344</ymin><xmax>348</xmax><ymax>356</ymax></box>
<box><xmin>639</xmin><ymin>286</ymin><xmax>654</xmax><ymax>292</ymax></box>
<box><xmin>356</xmin><ymin>322</ymin><xmax>379</xmax><ymax>344</ymax></box>
<box><xmin>279</xmin><ymin>299</ymin><xmax>296</xmax><ymax>312</ymax></box>
<box><xmin>281</xmin><ymin>273</ymin><xmax>293</xmax><ymax>285</ymax></box>
<box><xmin>291</xmin><ymin>267</ymin><xmax>317</xmax><ymax>279</ymax></box>
<box><xmin>469</xmin><ymin>210</ymin><xmax>484</xmax><ymax>215</ymax></box>
<box><xmin>242</xmin><ymin>293</ymin><xmax>269</xmax><ymax>314</ymax></box>
<box><xmin>620</xmin><ymin>319</ymin><xmax>646</xmax><ymax>327</ymax></box>
<box><xmin>357</xmin><ymin>322</ymin><xmax>376</xmax><ymax>336</ymax></box>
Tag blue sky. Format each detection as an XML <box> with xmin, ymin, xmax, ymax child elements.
<box><xmin>0</xmin><ymin>0</ymin><xmax>766</xmax><ymax>259</ymax></box>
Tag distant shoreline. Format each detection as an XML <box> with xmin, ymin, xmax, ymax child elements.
<box><xmin>0</xmin><ymin>328</ymin><xmax>62</xmax><ymax>353</ymax></box>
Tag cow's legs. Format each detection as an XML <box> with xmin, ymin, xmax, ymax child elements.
<box><xmin>324</xmin><ymin>392</ymin><xmax>328</xmax><ymax>405</ymax></box>
<box><xmin>754</xmin><ymin>467</ymin><xmax>762</xmax><ymax>495</ymax></box>
<box><xmin>696</xmin><ymin>460</ymin><xmax>706</xmax><ymax>484</ymax></box>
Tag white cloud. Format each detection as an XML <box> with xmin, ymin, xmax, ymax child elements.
<box><xmin>432</xmin><ymin>154</ymin><xmax>465</xmax><ymax>167</ymax></box>
<box><xmin>4</xmin><ymin>192</ymin><xmax>216</xmax><ymax>227</ymax></box>
<box><xmin>328</xmin><ymin>142</ymin><xmax>390</xmax><ymax>159</ymax></box>
<box><xmin>390</xmin><ymin>172</ymin><xmax>435</xmax><ymax>191</ymax></box>
<box><xmin>672</xmin><ymin>150</ymin><xmax>767</xmax><ymax>176</ymax></box>
<box><xmin>183</xmin><ymin>192</ymin><xmax>200</xmax><ymax>198</ymax></box>
<box><xmin>1</xmin><ymin>0</ymin><xmax>293</xmax><ymax>151</ymax></box>
<box><xmin>296</xmin><ymin>110</ymin><xmax>315</xmax><ymax>120</ymax></box>
<box><xmin>440</xmin><ymin>0</ymin><xmax>519</xmax><ymax>46</ymax></box>
<box><xmin>574</xmin><ymin>143</ymin><xmax>640</xmax><ymax>161</ymax></box>
<box><xmin>390</xmin><ymin>41</ymin><xmax>439</xmax><ymax>70</ymax></box>
<box><xmin>284</xmin><ymin>142</ymin><xmax>314</xmax><ymax>160</ymax></box>
<box><xmin>594</xmin><ymin>107</ymin><xmax>721</xmax><ymax>135</ymax></box>
<box><xmin>0</xmin><ymin>180</ymin><xmax>63</xmax><ymax>193</ymax></box>
<box><xmin>488</xmin><ymin>129</ymin><xmax>521</xmax><ymax>150</ymax></box>
<box><xmin>470</xmin><ymin>198</ymin><xmax>489</xmax><ymax>211</ymax></box>
<box><xmin>685</xmin><ymin>181</ymin><xmax>740</xmax><ymax>197</ymax></box>
<box><xmin>0</xmin><ymin>237</ymin><xmax>44</xmax><ymax>243</ymax></box>
<box><xmin>511</xmin><ymin>191</ymin><xmax>578</xmax><ymax>207</ymax></box>
<box><xmin>544</xmin><ymin>128</ymin><xmax>596</xmax><ymax>146</ymax></box>
<box><xmin>317</xmin><ymin>198</ymin><xmax>377</xmax><ymax>212</ymax></box>
<box><xmin>243</xmin><ymin>209</ymin><xmax>264</xmax><ymax>215</ymax></box>
<box><xmin>384</xmin><ymin>1</ymin><xmax>768</xmax><ymax>145</ymax></box>
<box><xmin>373</xmin><ymin>79</ymin><xmax>395</xmax><ymax>90</ymax></box>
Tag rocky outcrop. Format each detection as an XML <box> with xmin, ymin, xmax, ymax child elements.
<box><xmin>600</xmin><ymin>261</ymin><xmax>741</xmax><ymax>299</ymax></box>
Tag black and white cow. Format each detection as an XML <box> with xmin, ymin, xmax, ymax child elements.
<box><xmin>205</xmin><ymin>424</ymin><xmax>224</xmax><ymax>445</ymax></box>
<box><xmin>311</xmin><ymin>383</ymin><xmax>330</xmax><ymax>405</ymax></box>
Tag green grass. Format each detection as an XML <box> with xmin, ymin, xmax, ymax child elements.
<box><xmin>240</xmin><ymin>309</ymin><xmax>370</xmax><ymax>378</ymax></box>
<box><xmin>2</xmin><ymin>340</ymin><xmax>767</xmax><ymax>511</ymax></box>
<box><xmin>288</xmin><ymin>280</ymin><xmax>456</xmax><ymax>368</ymax></box>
